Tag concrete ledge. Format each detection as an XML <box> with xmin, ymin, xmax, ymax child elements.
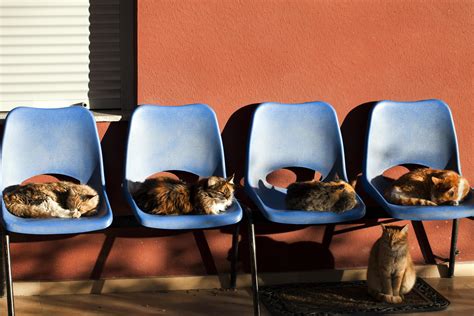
<box><xmin>0</xmin><ymin>110</ymin><xmax>131</xmax><ymax>122</ymax></box>
<box><xmin>11</xmin><ymin>262</ymin><xmax>474</xmax><ymax>296</ymax></box>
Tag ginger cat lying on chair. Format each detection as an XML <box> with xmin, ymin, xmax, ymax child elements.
<box><xmin>384</xmin><ymin>168</ymin><xmax>470</xmax><ymax>206</ymax></box>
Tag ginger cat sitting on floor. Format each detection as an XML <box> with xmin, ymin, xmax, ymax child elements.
<box><xmin>367</xmin><ymin>224</ymin><xmax>416</xmax><ymax>304</ymax></box>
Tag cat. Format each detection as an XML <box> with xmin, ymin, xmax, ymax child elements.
<box><xmin>384</xmin><ymin>168</ymin><xmax>470</xmax><ymax>206</ymax></box>
<box><xmin>132</xmin><ymin>175</ymin><xmax>235</xmax><ymax>215</ymax></box>
<box><xmin>285</xmin><ymin>176</ymin><xmax>357</xmax><ymax>212</ymax></box>
<box><xmin>3</xmin><ymin>181</ymin><xmax>100</xmax><ymax>218</ymax></box>
<box><xmin>367</xmin><ymin>224</ymin><xmax>416</xmax><ymax>304</ymax></box>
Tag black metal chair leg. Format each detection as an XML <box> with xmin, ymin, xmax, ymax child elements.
<box><xmin>245</xmin><ymin>207</ymin><xmax>260</xmax><ymax>316</ymax></box>
<box><xmin>448</xmin><ymin>219</ymin><xmax>459</xmax><ymax>278</ymax></box>
<box><xmin>3</xmin><ymin>233</ymin><xmax>15</xmax><ymax>316</ymax></box>
<box><xmin>230</xmin><ymin>222</ymin><xmax>240</xmax><ymax>289</ymax></box>
<box><xmin>0</xmin><ymin>231</ymin><xmax>5</xmax><ymax>298</ymax></box>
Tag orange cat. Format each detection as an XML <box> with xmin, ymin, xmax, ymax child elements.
<box><xmin>367</xmin><ymin>224</ymin><xmax>416</xmax><ymax>304</ymax></box>
<box><xmin>385</xmin><ymin>168</ymin><xmax>470</xmax><ymax>206</ymax></box>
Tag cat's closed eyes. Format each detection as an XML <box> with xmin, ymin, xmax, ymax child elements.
<box><xmin>285</xmin><ymin>177</ymin><xmax>357</xmax><ymax>213</ymax></box>
<box><xmin>3</xmin><ymin>181</ymin><xmax>100</xmax><ymax>218</ymax></box>
<box><xmin>133</xmin><ymin>175</ymin><xmax>235</xmax><ymax>215</ymax></box>
<box><xmin>384</xmin><ymin>168</ymin><xmax>470</xmax><ymax>206</ymax></box>
<box><xmin>367</xmin><ymin>224</ymin><xmax>416</xmax><ymax>304</ymax></box>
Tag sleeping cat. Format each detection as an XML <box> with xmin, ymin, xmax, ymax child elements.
<box><xmin>367</xmin><ymin>224</ymin><xmax>416</xmax><ymax>304</ymax></box>
<box><xmin>384</xmin><ymin>168</ymin><xmax>470</xmax><ymax>206</ymax></box>
<box><xmin>285</xmin><ymin>176</ymin><xmax>357</xmax><ymax>212</ymax></box>
<box><xmin>3</xmin><ymin>181</ymin><xmax>100</xmax><ymax>218</ymax></box>
<box><xmin>133</xmin><ymin>175</ymin><xmax>235</xmax><ymax>215</ymax></box>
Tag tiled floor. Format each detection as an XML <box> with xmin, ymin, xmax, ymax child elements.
<box><xmin>1</xmin><ymin>277</ymin><xmax>473</xmax><ymax>315</ymax></box>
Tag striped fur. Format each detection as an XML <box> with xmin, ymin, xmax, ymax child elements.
<box><xmin>385</xmin><ymin>168</ymin><xmax>470</xmax><ymax>206</ymax></box>
<box><xmin>133</xmin><ymin>175</ymin><xmax>235</xmax><ymax>215</ymax></box>
<box><xmin>285</xmin><ymin>178</ymin><xmax>357</xmax><ymax>213</ymax></box>
<box><xmin>3</xmin><ymin>182</ymin><xmax>99</xmax><ymax>218</ymax></box>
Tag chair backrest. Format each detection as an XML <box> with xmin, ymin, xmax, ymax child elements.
<box><xmin>125</xmin><ymin>104</ymin><xmax>226</xmax><ymax>182</ymax></box>
<box><xmin>364</xmin><ymin>99</ymin><xmax>460</xmax><ymax>183</ymax></box>
<box><xmin>1</xmin><ymin>106</ymin><xmax>104</xmax><ymax>189</ymax></box>
<box><xmin>246</xmin><ymin>101</ymin><xmax>347</xmax><ymax>188</ymax></box>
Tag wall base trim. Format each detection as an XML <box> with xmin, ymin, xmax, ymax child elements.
<box><xmin>11</xmin><ymin>262</ymin><xmax>474</xmax><ymax>296</ymax></box>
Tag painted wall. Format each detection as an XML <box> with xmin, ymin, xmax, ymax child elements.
<box><xmin>8</xmin><ymin>0</ymin><xmax>474</xmax><ymax>281</ymax></box>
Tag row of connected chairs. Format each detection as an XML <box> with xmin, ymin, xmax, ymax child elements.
<box><xmin>1</xmin><ymin>100</ymin><xmax>472</xmax><ymax>316</ymax></box>
<box><xmin>0</xmin><ymin>104</ymin><xmax>243</xmax><ymax>316</ymax></box>
<box><xmin>244</xmin><ymin>99</ymin><xmax>474</xmax><ymax>315</ymax></box>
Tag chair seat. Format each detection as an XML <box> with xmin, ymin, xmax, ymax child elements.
<box><xmin>1</xmin><ymin>189</ymin><xmax>113</xmax><ymax>235</ymax></box>
<box><xmin>246</xmin><ymin>183</ymin><xmax>366</xmax><ymax>224</ymax></box>
<box><xmin>366</xmin><ymin>181</ymin><xmax>474</xmax><ymax>220</ymax></box>
<box><xmin>124</xmin><ymin>190</ymin><xmax>243</xmax><ymax>229</ymax></box>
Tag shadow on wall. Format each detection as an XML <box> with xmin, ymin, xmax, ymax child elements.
<box><xmin>221</xmin><ymin>103</ymin><xmax>259</xmax><ymax>206</ymax></box>
<box><xmin>100</xmin><ymin>122</ymin><xmax>131</xmax><ymax>216</ymax></box>
<box><xmin>340</xmin><ymin>102</ymin><xmax>383</xmax><ymax>216</ymax></box>
<box><xmin>238</xmin><ymin>236</ymin><xmax>335</xmax><ymax>273</ymax></box>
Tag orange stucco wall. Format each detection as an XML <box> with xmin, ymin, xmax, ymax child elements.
<box><xmin>8</xmin><ymin>0</ymin><xmax>474</xmax><ymax>281</ymax></box>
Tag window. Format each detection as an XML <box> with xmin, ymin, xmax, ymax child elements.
<box><xmin>0</xmin><ymin>0</ymin><xmax>135</xmax><ymax>112</ymax></box>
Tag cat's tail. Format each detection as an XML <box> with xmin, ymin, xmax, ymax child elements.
<box><xmin>385</xmin><ymin>189</ymin><xmax>437</xmax><ymax>206</ymax></box>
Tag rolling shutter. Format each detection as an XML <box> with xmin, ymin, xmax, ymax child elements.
<box><xmin>0</xmin><ymin>0</ymin><xmax>121</xmax><ymax>110</ymax></box>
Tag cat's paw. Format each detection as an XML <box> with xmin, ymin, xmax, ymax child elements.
<box><xmin>382</xmin><ymin>294</ymin><xmax>403</xmax><ymax>304</ymax></box>
<box><xmin>71</xmin><ymin>210</ymin><xmax>81</xmax><ymax>218</ymax></box>
<box><xmin>391</xmin><ymin>295</ymin><xmax>403</xmax><ymax>304</ymax></box>
<box><xmin>425</xmin><ymin>201</ymin><xmax>438</xmax><ymax>206</ymax></box>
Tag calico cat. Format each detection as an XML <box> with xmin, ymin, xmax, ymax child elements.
<box><xmin>285</xmin><ymin>177</ymin><xmax>357</xmax><ymax>212</ymax></box>
<box><xmin>133</xmin><ymin>175</ymin><xmax>235</xmax><ymax>215</ymax></box>
<box><xmin>3</xmin><ymin>181</ymin><xmax>100</xmax><ymax>218</ymax></box>
<box><xmin>385</xmin><ymin>168</ymin><xmax>470</xmax><ymax>206</ymax></box>
<box><xmin>367</xmin><ymin>224</ymin><xmax>416</xmax><ymax>304</ymax></box>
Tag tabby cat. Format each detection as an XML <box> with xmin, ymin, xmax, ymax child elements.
<box><xmin>3</xmin><ymin>181</ymin><xmax>100</xmax><ymax>218</ymax></box>
<box><xmin>285</xmin><ymin>176</ymin><xmax>357</xmax><ymax>212</ymax></box>
<box><xmin>367</xmin><ymin>224</ymin><xmax>416</xmax><ymax>304</ymax></box>
<box><xmin>133</xmin><ymin>175</ymin><xmax>235</xmax><ymax>215</ymax></box>
<box><xmin>385</xmin><ymin>168</ymin><xmax>470</xmax><ymax>206</ymax></box>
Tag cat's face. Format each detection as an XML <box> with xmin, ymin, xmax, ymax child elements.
<box><xmin>67</xmin><ymin>185</ymin><xmax>100</xmax><ymax>216</ymax></box>
<box><xmin>206</xmin><ymin>175</ymin><xmax>235</xmax><ymax>204</ymax></box>
<box><xmin>430</xmin><ymin>173</ymin><xmax>466</xmax><ymax>205</ymax></box>
<box><xmin>381</xmin><ymin>224</ymin><xmax>408</xmax><ymax>249</ymax></box>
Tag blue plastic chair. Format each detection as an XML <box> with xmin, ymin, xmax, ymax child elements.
<box><xmin>123</xmin><ymin>104</ymin><xmax>243</xmax><ymax>284</ymax></box>
<box><xmin>0</xmin><ymin>106</ymin><xmax>113</xmax><ymax>315</ymax></box>
<box><xmin>362</xmin><ymin>99</ymin><xmax>474</xmax><ymax>277</ymax></box>
<box><xmin>244</xmin><ymin>101</ymin><xmax>366</xmax><ymax>315</ymax></box>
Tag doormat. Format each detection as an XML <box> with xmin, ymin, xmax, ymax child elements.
<box><xmin>259</xmin><ymin>278</ymin><xmax>449</xmax><ymax>315</ymax></box>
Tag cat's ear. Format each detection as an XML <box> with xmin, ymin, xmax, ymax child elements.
<box><xmin>401</xmin><ymin>224</ymin><xmax>409</xmax><ymax>233</ymax></box>
<box><xmin>226</xmin><ymin>174</ymin><xmax>235</xmax><ymax>184</ymax></box>
<box><xmin>82</xmin><ymin>194</ymin><xmax>97</xmax><ymax>201</ymax></box>
<box><xmin>334</xmin><ymin>173</ymin><xmax>340</xmax><ymax>181</ymax></box>
<box><xmin>447</xmin><ymin>187</ymin><xmax>455</xmax><ymax>197</ymax></box>
<box><xmin>380</xmin><ymin>223</ymin><xmax>386</xmax><ymax>230</ymax></box>
<box><xmin>431</xmin><ymin>177</ymin><xmax>442</xmax><ymax>185</ymax></box>
<box><xmin>207</xmin><ymin>177</ymin><xmax>219</xmax><ymax>187</ymax></box>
